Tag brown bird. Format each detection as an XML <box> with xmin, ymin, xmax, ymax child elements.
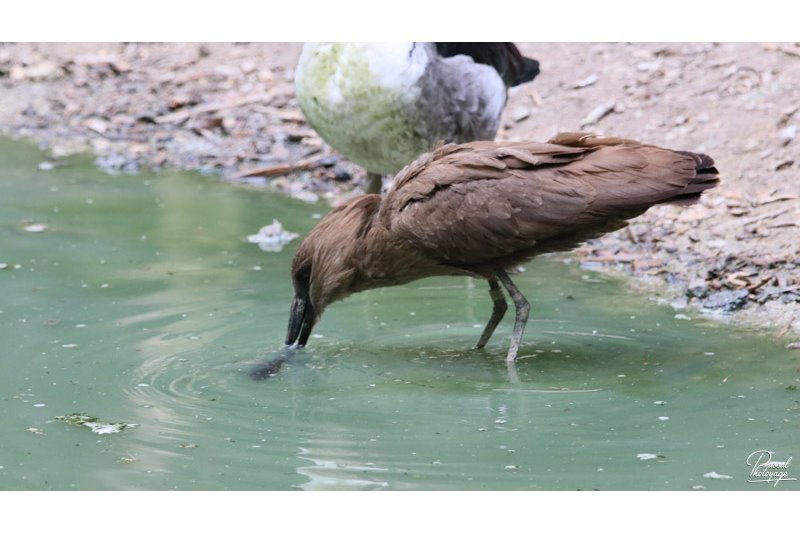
<box><xmin>284</xmin><ymin>132</ymin><xmax>719</xmax><ymax>362</ymax></box>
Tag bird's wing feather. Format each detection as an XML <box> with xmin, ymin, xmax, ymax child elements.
<box><xmin>383</xmin><ymin>135</ymin><xmax>706</xmax><ymax>269</ymax></box>
<box><xmin>412</xmin><ymin>54</ymin><xmax>508</xmax><ymax>144</ymax></box>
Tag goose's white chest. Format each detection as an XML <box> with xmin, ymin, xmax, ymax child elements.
<box><xmin>295</xmin><ymin>43</ymin><xmax>435</xmax><ymax>175</ymax></box>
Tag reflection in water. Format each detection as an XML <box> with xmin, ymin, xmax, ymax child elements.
<box><xmin>296</xmin><ymin>446</ymin><xmax>389</xmax><ymax>490</ymax></box>
<box><xmin>117</xmin><ymin>171</ymin><xmax>256</xmax><ymax>480</ymax></box>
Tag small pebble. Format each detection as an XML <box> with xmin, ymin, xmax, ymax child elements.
<box><xmin>23</xmin><ymin>223</ymin><xmax>48</xmax><ymax>233</ymax></box>
<box><xmin>703</xmin><ymin>471</ymin><xmax>732</xmax><ymax>480</ymax></box>
<box><xmin>511</xmin><ymin>107</ymin><xmax>531</xmax><ymax>122</ymax></box>
<box><xmin>778</xmin><ymin>124</ymin><xmax>796</xmax><ymax>145</ymax></box>
<box><xmin>573</xmin><ymin>73</ymin><xmax>599</xmax><ymax>89</ymax></box>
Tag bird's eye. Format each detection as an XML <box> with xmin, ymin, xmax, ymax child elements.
<box><xmin>296</xmin><ymin>266</ymin><xmax>311</xmax><ymax>287</ymax></box>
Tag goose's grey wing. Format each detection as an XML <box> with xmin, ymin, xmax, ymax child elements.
<box><xmin>411</xmin><ymin>48</ymin><xmax>508</xmax><ymax>145</ymax></box>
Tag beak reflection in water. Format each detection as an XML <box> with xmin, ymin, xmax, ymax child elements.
<box><xmin>249</xmin><ymin>294</ymin><xmax>316</xmax><ymax>381</ymax></box>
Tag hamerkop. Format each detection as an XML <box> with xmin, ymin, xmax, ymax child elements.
<box><xmin>285</xmin><ymin>132</ymin><xmax>720</xmax><ymax>362</ymax></box>
<box><xmin>295</xmin><ymin>42</ymin><xmax>539</xmax><ymax>193</ymax></box>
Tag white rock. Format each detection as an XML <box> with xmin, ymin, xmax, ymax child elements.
<box><xmin>247</xmin><ymin>220</ymin><xmax>299</xmax><ymax>252</ymax></box>
<box><xmin>703</xmin><ymin>471</ymin><xmax>733</xmax><ymax>480</ymax></box>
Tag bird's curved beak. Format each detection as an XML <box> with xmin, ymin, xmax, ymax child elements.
<box><xmin>285</xmin><ymin>294</ymin><xmax>315</xmax><ymax>347</ymax></box>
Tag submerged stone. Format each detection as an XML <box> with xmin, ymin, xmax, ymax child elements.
<box><xmin>702</xmin><ymin>289</ymin><xmax>750</xmax><ymax>312</ymax></box>
<box><xmin>55</xmin><ymin>413</ymin><xmax>138</xmax><ymax>434</ymax></box>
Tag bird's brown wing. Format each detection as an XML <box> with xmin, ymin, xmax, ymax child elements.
<box><xmin>383</xmin><ymin>133</ymin><xmax>718</xmax><ymax>271</ymax></box>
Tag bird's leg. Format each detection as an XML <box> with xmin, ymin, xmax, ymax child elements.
<box><xmin>505</xmin><ymin>360</ymin><xmax>520</xmax><ymax>384</ymax></box>
<box><xmin>365</xmin><ymin>172</ymin><xmax>383</xmax><ymax>195</ymax></box>
<box><xmin>475</xmin><ymin>277</ymin><xmax>508</xmax><ymax>349</ymax></box>
<box><xmin>495</xmin><ymin>270</ymin><xmax>530</xmax><ymax>362</ymax></box>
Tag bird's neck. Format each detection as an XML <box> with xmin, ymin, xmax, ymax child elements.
<box><xmin>349</xmin><ymin>208</ymin><xmax>460</xmax><ymax>294</ymax></box>
<box><xmin>349</xmin><ymin>216</ymin><xmax>404</xmax><ymax>292</ymax></box>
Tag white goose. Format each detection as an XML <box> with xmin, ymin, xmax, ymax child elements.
<box><xmin>294</xmin><ymin>43</ymin><xmax>540</xmax><ymax>193</ymax></box>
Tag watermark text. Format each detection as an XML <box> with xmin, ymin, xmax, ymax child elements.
<box><xmin>746</xmin><ymin>450</ymin><xmax>797</xmax><ymax>487</ymax></box>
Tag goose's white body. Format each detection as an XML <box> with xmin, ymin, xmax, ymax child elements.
<box><xmin>295</xmin><ymin>43</ymin><xmax>507</xmax><ymax>175</ymax></box>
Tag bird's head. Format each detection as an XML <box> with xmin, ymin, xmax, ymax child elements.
<box><xmin>285</xmin><ymin>195</ymin><xmax>380</xmax><ymax>347</ymax></box>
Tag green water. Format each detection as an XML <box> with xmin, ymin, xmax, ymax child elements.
<box><xmin>1</xmin><ymin>137</ymin><xmax>797</xmax><ymax>490</ymax></box>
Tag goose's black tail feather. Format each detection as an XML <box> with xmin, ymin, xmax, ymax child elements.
<box><xmin>435</xmin><ymin>42</ymin><xmax>540</xmax><ymax>87</ymax></box>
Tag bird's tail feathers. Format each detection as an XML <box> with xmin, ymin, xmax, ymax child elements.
<box><xmin>663</xmin><ymin>150</ymin><xmax>720</xmax><ymax>205</ymax></box>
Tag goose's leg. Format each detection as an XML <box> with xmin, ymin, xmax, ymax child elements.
<box><xmin>365</xmin><ymin>172</ymin><xmax>383</xmax><ymax>195</ymax></box>
<box><xmin>475</xmin><ymin>277</ymin><xmax>508</xmax><ymax>349</ymax></box>
<box><xmin>495</xmin><ymin>270</ymin><xmax>530</xmax><ymax>362</ymax></box>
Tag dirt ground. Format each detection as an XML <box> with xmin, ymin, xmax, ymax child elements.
<box><xmin>1</xmin><ymin>42</ymin><xmax>798</xmax><ymax>341</ymax></box>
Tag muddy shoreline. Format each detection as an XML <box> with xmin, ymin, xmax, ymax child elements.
<box><xmin>1</xmin><ymin>42</ymin><xmax>797</xmax><ymax>340</ymax></box>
